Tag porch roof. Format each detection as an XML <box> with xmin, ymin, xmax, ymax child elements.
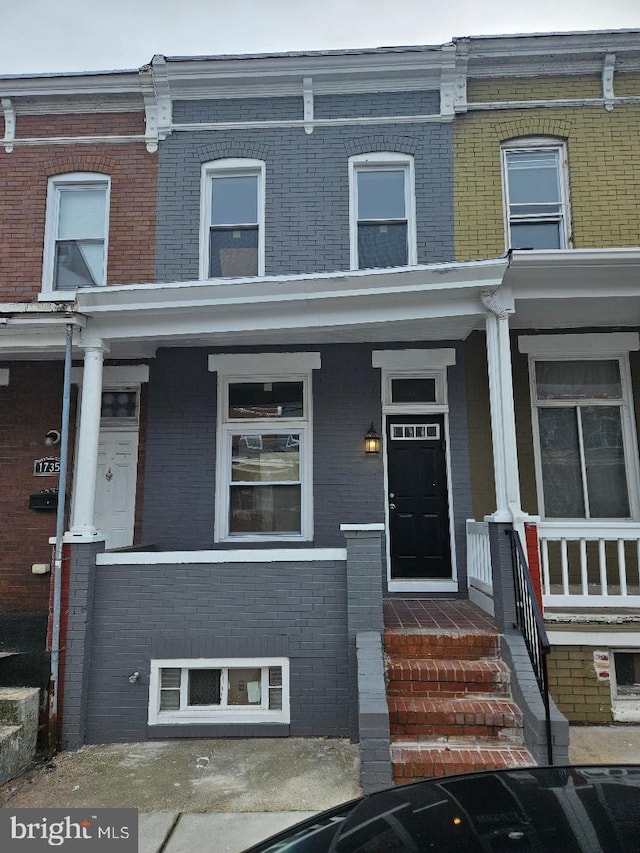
<box><xmin>74</xmin><ymin>258</ymin><xmax>508</xmax><ymax>357</ymax></box>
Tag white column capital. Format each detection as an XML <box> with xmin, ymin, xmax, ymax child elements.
<box><xmin>80</xmin><ymin>337</ymin><xmax>110</xmax><ymax>355</ymax></box>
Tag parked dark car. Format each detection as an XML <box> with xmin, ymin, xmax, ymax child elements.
<box><xmin>245</xmin><ymin>766</ymin><xmax>640</xmax><ymax>852</ymax></box>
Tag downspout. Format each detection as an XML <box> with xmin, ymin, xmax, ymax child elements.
<box><xmin>48</xmin><ymin>321</ymin><xmax>74</xmax><ymax>750</ymax></box>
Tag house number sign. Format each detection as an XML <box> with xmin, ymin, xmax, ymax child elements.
<box><xmin>33</xmin><ymin>457</ymin><xmax>60</xmax><ymax>476</ymax></box>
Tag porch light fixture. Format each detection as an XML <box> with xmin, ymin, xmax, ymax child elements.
<box><xmin>364</xmin><ymin>423</ymin><xmax>381</xmax><ymax>454</ymax></box>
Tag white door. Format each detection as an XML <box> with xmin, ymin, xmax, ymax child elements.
<box><xmin>94</xmin><ymin>429</ymin><xmax>139</xmax><ymax>549</ymax></box>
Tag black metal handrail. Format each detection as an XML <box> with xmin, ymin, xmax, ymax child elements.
<box><xmin>506</xmin><ymin>527</ymin><xmax>553</xmax><ymax>765</ymax></box>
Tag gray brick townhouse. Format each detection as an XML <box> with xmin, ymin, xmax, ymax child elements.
<box><xmin>7</xmin><ymin>32</ymin><xmax>640</xmax><ymax>785</ymax></box>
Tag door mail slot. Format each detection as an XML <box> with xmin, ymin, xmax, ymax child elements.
<box><xmin>29</xmin><ymin>490</ymin><xmax>59</xmax><ymax>511</ymax></box>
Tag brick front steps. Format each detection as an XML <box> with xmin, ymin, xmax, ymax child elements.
<box><xmin>385</xmin><ymin>629</ymin><xmax>535</xmax><ymax>783</ymax></box>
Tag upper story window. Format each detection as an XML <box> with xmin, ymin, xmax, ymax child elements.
<box><xmin>200</xmin><ymin>159</ymin><xmax>265</xmax><ymax>279</ymax></box>
<box><xmin>349</xmin><ymin>153</ymin><xmax>416</xmax><ymax>271</ymax></box>
<box><xmin>502</xmin><ymin>140</ymin><xmax>571</xmax><ymax>251</ymax></box>
<box><xmin>42</xmin><ymin>173</ymin><xmax>110</xmax><ymax>294</ymax></box>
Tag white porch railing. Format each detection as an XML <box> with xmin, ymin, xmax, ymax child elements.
<box><xmin>538</xmin><ymin>521</ymin><xmax>640</xmax><ymax>607</ymax></box>
<box><xmin>466</xmin><ymin>520</ymin><xmax>493</xmax><ymax>614</ymax></box>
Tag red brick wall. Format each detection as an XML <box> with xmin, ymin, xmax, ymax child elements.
<box><xmin>0</xmin><ymin>363</ymin><xmax>77</xmax><ymax>612</ymax></box>
<box><xmin>0</xmin><ymin>111</ymin><xmax>157</xmax><ymax>301</ymax></box>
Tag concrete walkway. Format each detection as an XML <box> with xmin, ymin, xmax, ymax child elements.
<box><xmin>3</xmin><ymin>728</ymin><xmax>640</xmax><ymax>851</ymax></box>
<box><xmin>0</xmin><ymin>738</ymin><xmax>361</xmax><ymax>852</ymax></box>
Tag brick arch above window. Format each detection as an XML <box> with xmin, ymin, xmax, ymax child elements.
<box><xmin>344</xmin><ymin>135</ymin><xmax>419</xmax><ymax>157</ymax></box>
<box><xmin>43</xmin><ymin>155</ymin><xmax>112</xmax><ymax>177</ymax></box>
<box><xmin>492</xmin><ymin>118</ymin><xmax>573</xmax><ymax>145</ymax></box>
<box><xmin>196</xmin><ymin>142</ymin><xmax>270</xmax><ymax>164</ymax></box>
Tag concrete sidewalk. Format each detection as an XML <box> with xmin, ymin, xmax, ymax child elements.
<box><xmin>139</xmin><ymin>811</ymin><xmax>319</xmax><ymax>853</ymax></box>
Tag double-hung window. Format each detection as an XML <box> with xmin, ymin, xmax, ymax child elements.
<box><xmin>522</xmin><ymin>337</ymin><xmax>640</xmax><ymax>520</ymax></box>
<box><xmin>350</xmin><ymin>153</ymin><xmax>416</xmax><ymax>270</ymax></box>
<box><xmin>149</xmin><ymin>658</ymin><xmax>290</xmax><ymax>725</ymax></box>
<box><xmin>42</xmin><ymin>173</ymin><xmax>110</xmax><ymax>294</ymax></box>
<box><xmin>210</xmin><ymin>353</ymin><xmax>318</xmax><ymax>542</ymax></box>
<box><xmin>502</xmin><ymin>140</ymin><xmax>570</xmax><ymax>250</ymax></box>
<box><xmin>200</xmin><ymin>159</ymin><xmax>265</xmax><ymax>279</ymax></box>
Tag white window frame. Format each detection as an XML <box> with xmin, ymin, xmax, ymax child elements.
<box><xmin>41</xmin><ymin>172</ymin><xmax>110</xmax><ymax>297</ymax></box>
<box><xmin>148</xmin><ymin>657</ymin><xmax>290</xmax><ymax>725</ymax></box>
<box><xmin>349</xmin><ymin>152</ymin><xmax>417</xmax><ymax>271</ymax></box>
<box><xmin>520</xmin><ymin>334</ymin><xmax>640</xmax><ymax>522</ymax></box>
<box><xmin>501</xmin><ymin>138</ymin><xmax>571</xmax><ymax>252</ymax></box>
<box><xmin>199</xmin><ymin>158</ymin><xmax>266</xmax><ymax>280</ymax></box>
<box><xmin>210</xmin><ymin>353</ymin><xmax>319</xmax><ymax>543</ymax></box>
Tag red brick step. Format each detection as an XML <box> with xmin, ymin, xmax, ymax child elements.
<box><xmin>388</xmin><ymin>696</ymin><xmax>523</xmax><ymax>740</ymax></box>
<box><xmin>384</xmin><ymin>630</ymin><xmax>499</xmax><ymax>660</ymax></box>
<box><xmin>391</xmin><ymin>742</ymin><xmax>535</xmax><ymax>783</ymax></box>
<box><xmin>386</xmin><ymin>657</ymin><xmax>510</xmax><ymax>698</ymax></box>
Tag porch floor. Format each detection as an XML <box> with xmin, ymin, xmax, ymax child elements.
<box><xmin>383</xmin><ymin>598</ymin><xmax>499</xmax><ymax>633</ymax></box>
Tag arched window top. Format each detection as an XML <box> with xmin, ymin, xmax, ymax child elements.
<box><xmin>348</xmin><ymin>153</ymin><xmax>417</xmax><ymax>271</ymax></box>
<box><xmin>501</xmin><ymin>139</ymin><xmax>571</xmax><ymax>251</ymax></box>
<box><xmin>200</xmin><ymin>159</ymin><xmax>266</xmax><ymax>279</ymax></box>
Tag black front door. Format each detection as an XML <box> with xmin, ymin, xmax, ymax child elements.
<box><xmin>387</xmin><ymin>415</ymin><xmax>452</xmax><ymax>580</ymax></box>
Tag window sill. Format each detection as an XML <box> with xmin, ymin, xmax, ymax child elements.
<box><xmin>612</xmin><ymin>700</ymin><xmax>640</xmax><ymax>722</ymax></box>
<box><xmin>38</xmin><ymin>291</ymin><xmax>76</xmax><ymax>303</ymax></box>
<box><xmin>150</xmin><ymin>711</ymin><xmax>289</xmax><ymax>725</ymax></box>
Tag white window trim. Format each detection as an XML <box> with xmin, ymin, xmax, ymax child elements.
<box><xmin>501</xmin><ymin>138</ymin><xmax>571</xmax><ymax>252</ymax></box>
<box><xmin>148</xmin><ymin>657</ymin><xmax>290</xmax><ymax>725</ymax></box>
<box><xmin>373</xmin><ymin>349</ymin><xmax>455</xmax><ymax>415</ymax></box>
<box><xmin>349</xmin><ymin>152</ymin><xmax>417</xmax><ymax>271</ymax></box>
<box><xmin>212</xmin><ymin>354</ymin><xmax>319</xmax><ymax>543</ymax></box>
<box><xmin>41</xmin><ymin>172</ymin><xmax>111</xmax><ymax>297</ymax></box>
<box><xmin>199</xmin><ymin>158</ymin><xmax>266</xmax><ymax>280</ymax></box>
<box><xmin>522</xmin><ymin>335</ymin><xmax>640</xmax><ymax>522</ymax></box>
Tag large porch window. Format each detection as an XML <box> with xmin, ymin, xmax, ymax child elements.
<box><xmin>210</xmin><ymin>353</ymin><xmax>318</xmax><ymax>542</ymax></box>
<box><xmin>530</xmin><ymin>357</ymin><xmax>637</xmax><ymax>520</ymax></box>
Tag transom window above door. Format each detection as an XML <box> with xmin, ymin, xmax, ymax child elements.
<box><xmin>200</xmin><ymin>159</ymin><xmax>265</xmax><ymax>279</ymax></box>
<box><xmin>350</xmin><ymin>153</ymin><xmax>416</xmax><ymax>270</ymax></box>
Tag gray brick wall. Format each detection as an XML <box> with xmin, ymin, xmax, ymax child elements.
<box><xmin>141</xmin><ymin>342</ymin><xmax>472</xmax><ymax>575</ymax></box>
<box><xmin>173</xmin><ymin>97</ymin><xmax>303</xmax><ymax>123</ymax></box>
<box><xmin>155</xmin><ymin>94</ymin><xmax>453</xmax><ymax>281</ymax></box>
<box><xmin>314</xmin><ymin>91</ymin><xmax>439</xmax><ymax>118</ymax></box>
<box><xmin>82</xmin><ymin>559</ymin><xmax>350</xmax><ymax>743</ymax></box>
<box><xmin>61</xmin><ymin>542</ymin><xmax>102</xmax><ymax>750</ymax></box>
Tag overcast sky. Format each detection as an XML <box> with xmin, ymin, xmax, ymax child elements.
<box><xmin>2</xmin><ymin>0</ymin><xmax>640</xmax><ymax>76</ymax></box>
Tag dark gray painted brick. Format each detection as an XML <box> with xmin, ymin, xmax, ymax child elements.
<box><xmin>81</xmin><ymin>559</ymin><xmax>350</xmax><ymax>743</ymax></box>
<box><xmin>155</xmin><ymin>93</ymin><xmax>454</xmax><ymax>281</ymax></box>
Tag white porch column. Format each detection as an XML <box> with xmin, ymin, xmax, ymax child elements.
<box><xmin>69</xmin><ymin>339</ymin><xmax>108</xmax><ymax>539</ymax></box>
<box><xmin>481</xmin><ymin>290</ymin><xmax>522</xmax><ymax>521</ymax></box>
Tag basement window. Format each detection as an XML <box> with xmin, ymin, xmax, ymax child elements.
<box><xmin>148</xmin><ymin>658</ymin><xmax>290</xmax><ymax>725</ymax></box>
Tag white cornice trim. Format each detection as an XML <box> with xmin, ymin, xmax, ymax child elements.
<box><xmin>208</xmin><ymin>352</ymin><xmax>321</xmax><ymax>374</ymax></box>
<box><xmin>372</xmin><ymin>348</ymin><xmax>456</xmax><ymax>369</ymax></box>
<box><xmin>1</xmin><ymin>98</ymin><xmax>15</xmax><ymax>152</ymax></box>
<box><xmin>518</xmin><ymin>332</ymin><xmax>640</xmax><ymax>357</ymax></box>
<box><xmin>172</xmin><ymin>112</ymin><xmax>450</xmax><ymax>133</ymax></box>
<box><xmin>70</xmin><ymin>364</ymin><xmax>150</xmax><ymax>386</ymax></box>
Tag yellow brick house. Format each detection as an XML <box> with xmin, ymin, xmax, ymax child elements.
<box><xmin>454</xmin><ymin>31</ymin><xmax>640</xmax><ymax>723</ymax></box>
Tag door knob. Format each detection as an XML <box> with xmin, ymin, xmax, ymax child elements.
<box><xmin>105</xmin><ymin>468</ymin><xmax>113</xmax><ymax>481</ymax></box>
<box><xmin>389</xmin><ymin>503</ymin><xmax>396</xmax><ymax>510</ymax></box>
